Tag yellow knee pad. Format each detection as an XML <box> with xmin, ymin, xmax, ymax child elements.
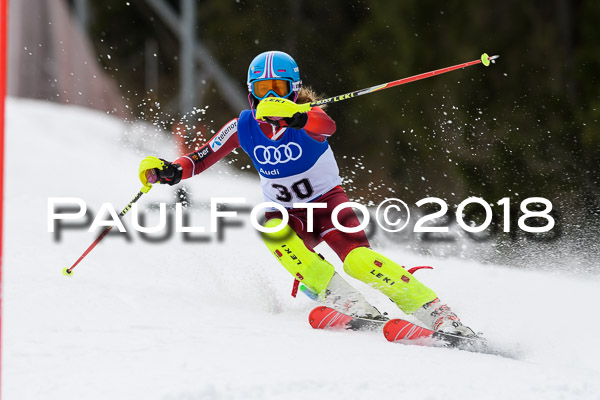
<box><xmin>262</xmin><ymin>219</ymin><xmax>334</xmax><ymax>295</ymax></box>
<box><xmin>343</xmin><ymin>247</ymin><xmax>437</xmax><ymax>314</ymax></box>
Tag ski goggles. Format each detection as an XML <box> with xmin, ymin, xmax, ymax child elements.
<box><xmin>251</xmin><ymin>79</ymin><xmax>292</xmax><ymax>100</ymax></box>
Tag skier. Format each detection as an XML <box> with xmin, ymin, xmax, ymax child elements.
<box><xmin>139</xmin><ymin>50</ymin><xmax>475</xmax><ymax>337</ymax></box>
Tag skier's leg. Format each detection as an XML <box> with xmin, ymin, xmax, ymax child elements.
<box><xmin>343</xmin><ymin>246</ymin><xmax>475</xmax><ymax>336</ymax></box>
<box><xmin>262</xmin><ymin>218</ymin><xmax>334</xmax><ymax>295</ymax></box>
<box><xmin>342</xmin><ymin>247</ymin><xmax>436</xmax><ymax>313</ymax></box>
<box><xmin>261</xmin><ymin>218</ymin><xmax>381</xmax><ymax>317</ymax></box>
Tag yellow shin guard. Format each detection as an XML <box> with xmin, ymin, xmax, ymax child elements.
<box><xmin>343</xmin><ymin>247</ymin><xmax>437</xmax><ymax>314</ymax></box>
<box><xmin>261</xmin><ymin>219</ymin><xmax>334</xmax><ymax>295</ymax></box>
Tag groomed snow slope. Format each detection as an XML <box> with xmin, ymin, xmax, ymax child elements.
<box><xmin>3</xmin><ymin>98</ymin><xmax>600</xmax><ymax>399</ymax></box>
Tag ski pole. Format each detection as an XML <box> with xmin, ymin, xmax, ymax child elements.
<box><xmin>310</xmin><ymin>53</ymin><xmax>499</xmax><ymax>107</ymax></box>
<box><xmin>62</xmin><ymin>187</ymin><xmax>149</xmax><ymax>276</ymax></box>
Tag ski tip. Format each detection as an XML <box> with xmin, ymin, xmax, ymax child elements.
<box><xmin>62</xmin><ymin>267</ymin><xmax>73</xmax><ymax>277</ymax></box>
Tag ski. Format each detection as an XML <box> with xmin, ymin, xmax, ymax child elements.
<box><xmin>383</xmin><ymin>318</ymin><xmax>484</xmax><ymax>349</ymax></box>
<box><xmin>309</xmin><ymin>306</ymin><xmax>493</xmax><ymax>354</ymax></box>
<box><xmin>383</xmin><ymin>318</ymin><xmax>508</xmax><ymax>355</ymax></box>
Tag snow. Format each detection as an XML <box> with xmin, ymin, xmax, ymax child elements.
<box><xmin>3</xmin><ymin>98</ymin><xmax>600</xmax><ymax>399</ymax></box>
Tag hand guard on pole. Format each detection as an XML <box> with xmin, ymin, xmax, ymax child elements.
<box><xmin>255</xmin><ymin>97</ymin><xmax>311</xmax><ymax>121</ymax></box>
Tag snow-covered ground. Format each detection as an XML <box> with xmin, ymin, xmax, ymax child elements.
<box><xmin>3</xmin><ymin>98</ymin><xmax>600</xmax><ymax>399</ymax></box>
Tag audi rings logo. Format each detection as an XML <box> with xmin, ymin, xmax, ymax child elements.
<box><xmin>254</xmin><ymin>143</ymin><xmax>303</xmax><ymax>165</ymax></box>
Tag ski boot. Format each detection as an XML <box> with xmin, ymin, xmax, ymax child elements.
<box><xmin>322</xmin><ymin>272</ymin><xmax>383</xmax><ymax>319</ymax></box>
<box><xmin>261</xmin><ymin>219</ymin><xmax>381</xmax><ymax>319</ymax></box>
<box><xmin>413</xmin><ymin>298</ymin><xmax>476</xmax><ymax>337</ymax></box>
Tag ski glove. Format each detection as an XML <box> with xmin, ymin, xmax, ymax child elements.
<box><xmin>263</xmin><ymin>112</ymin><xmax>309</xmax><ymax>130</ymax></box>
<box><xmin>139</xmin><ymin>156</ymin><xmax>183</xmax><ymax>187</ymax></box>
<box><xmin>255</xmin><ymin>97</ymin><xmax>311</xmax><ymax>121</ymax></box>
<box><xmin>283</xmin><ymin>112</ymin><xmax>309</xmax><ymax>129</ymax></box>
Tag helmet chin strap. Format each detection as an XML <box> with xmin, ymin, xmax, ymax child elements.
<box><xmin>249</xmin><ymin>94</ymin><xmax>267</xmax><ymax>124</ymax></box>
<box><xmin>248</xmin><ymin>93</ymin><xmax>256</xmax><ymax>109</ymax></box>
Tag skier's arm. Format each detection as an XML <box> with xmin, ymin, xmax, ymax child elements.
<box><xmin>140</xmin><ymin>118</ymin><xmax>239</xmax><ymax>186</ymax></box>
<box><xmin>301</xmin><ymin>107</ymin><xmax>336</xmax><ymax>140</ymax></box>
<box><xmin>175</xmin><ymin>118</ymin><xmax>240</xmax><ymax>179</ymax></box>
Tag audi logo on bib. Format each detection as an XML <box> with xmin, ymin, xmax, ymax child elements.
<box><xmin>254</xmin><ymin>143</ymin><xmax>303</xmax><ymax>165</ymax></box>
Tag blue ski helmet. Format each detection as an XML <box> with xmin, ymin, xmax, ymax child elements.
<box><xmin>247</xmin><ymin>51</ymin><xmax>301</xmax><ymax>102</ymax></box>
